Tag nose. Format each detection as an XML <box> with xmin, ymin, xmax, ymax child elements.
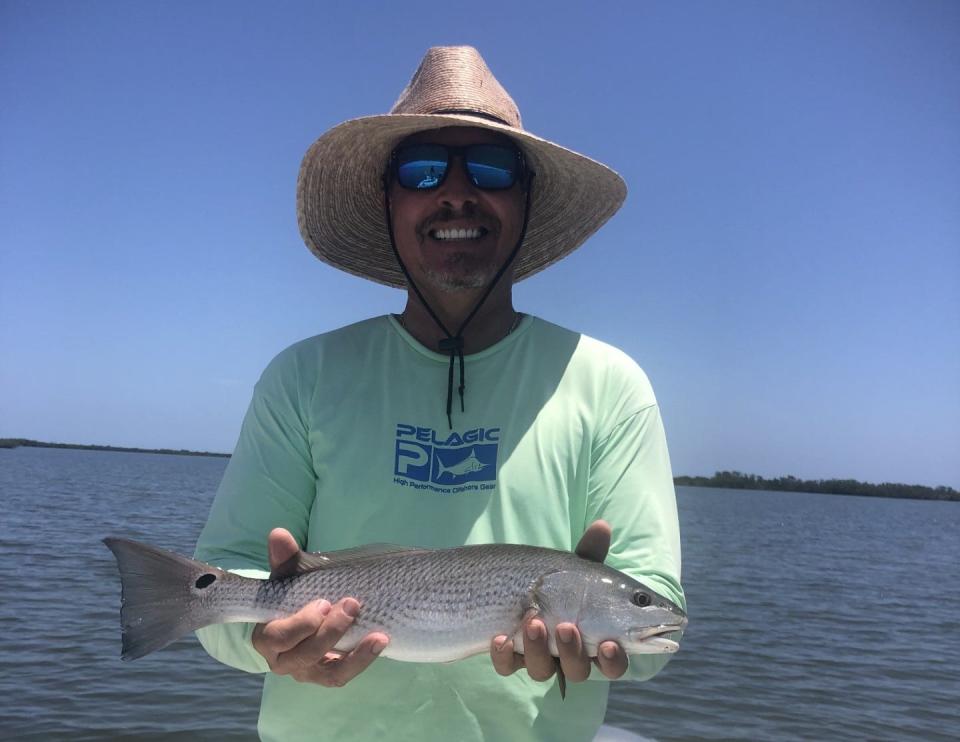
<box><xmin>434</xmin><ymin>155</ymin><xmax>478</xmax><ymax>211</ymax></box>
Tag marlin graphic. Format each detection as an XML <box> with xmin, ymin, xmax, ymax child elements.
<box><xmin>436</xmin><ymin>448</ymin><xmax>489</xmax><ymax>481</ymax></box>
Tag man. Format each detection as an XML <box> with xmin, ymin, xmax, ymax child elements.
<box><xmin>195</xmin><ymin>46</ymin><xmax>684</xmax><ymax>741</ymax></box>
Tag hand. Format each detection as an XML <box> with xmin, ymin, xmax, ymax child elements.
<box><xmin>251</xmin><ymin>528</ymin><xmax>389</xmax><ymax>687</ymax></box>
<box><xmin>490</xmin><ymin>520</ymin><xmax>629</xmax><ymax>686</ymax></box>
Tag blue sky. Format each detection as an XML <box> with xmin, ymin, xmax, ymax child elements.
<box><xmin>2</xmin><ymin>1</ymin><xmax>958</xmax><ymax>488</ymax></box>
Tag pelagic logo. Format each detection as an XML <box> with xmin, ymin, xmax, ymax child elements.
<box><xmin>394</xmin><ymin>423</ymin><xmax>499</xmax><ymax>492</ymax></box>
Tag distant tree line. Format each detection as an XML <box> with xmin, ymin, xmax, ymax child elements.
<box><xmin>0</xmin><ymin>438</ymin><xmax>229</xmax><ymax>458</ymax></box>
<box><xmin>3</xmin><ymin>439</ymin><xmax>955</xmax><ymax>501</ymax></box>
<box><xmin>674</xmin><ymin>470</ymin><xmax>958</xmax><ymax>502</ymax></box>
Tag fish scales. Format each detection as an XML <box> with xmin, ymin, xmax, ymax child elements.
<box><xmin>236</xmin><ymin>545</ymin><xmax>578</xmax><ymax>662</ymax></box>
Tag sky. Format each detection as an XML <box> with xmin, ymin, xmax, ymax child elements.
<box><xmin>1</xmin><ymin>1</ymin><xmax>958</xmax><ymax>488</ymax></box>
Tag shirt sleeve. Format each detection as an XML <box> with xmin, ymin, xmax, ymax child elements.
<box><xmin>584</xmin><ymin>398</ymin><xmax>685</xmax><ymax>682</ymax></box>
<box><xmin>193</xmin><ymin>348</ymin><xmax>317</xmax><ymax>673</ymax></box>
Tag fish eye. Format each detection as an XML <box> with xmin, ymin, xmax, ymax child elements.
<box><xmin>195</xmin><ymin>573</ymin><xmax>217</xmax><ymax>589</ymax></box>
<box><xmin>631</xmin><ymin>591</ymin><xmax>651</xmax><ymax>607</ymax></box>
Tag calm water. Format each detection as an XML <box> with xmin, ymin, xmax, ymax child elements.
<box><xmin>1</xmin><ymin>447</ymin><xmax>958</xmax><ymax>741</ymax></box>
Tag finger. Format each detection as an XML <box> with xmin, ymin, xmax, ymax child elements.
<box><xmin>253</xmin><ymin>600</ymin><xmax>331</xmax><ymax>659</ymax></box>
<box><xmin>595</xmin><ymin>641</ymin><xmax>629</xmax><ymax>680</ymax></box>
<box><xmin>268</xmin><ymin>528</ymin><xmax>302</xmax><ymax>578</ymax></box>
<box><xmin>522</xmin><ymin>618</ymin><xmax>555</xmax><ymax>681</ymax></box>
<box><xmin>575</xmin><ymin>520</ymin><xmax>611</xmax><ymax>563</ymax></box>
<box><xmin>490</xmin><ymin>635</ymin><xmax>525</xmax><ymax>676</ymax></box>
<box><xmin>555</xmin><ymin>623</ymin><xmax>591</xmax><ymax>682</ymax></box>
<box><xmin>274</xmin><ymin>597</ymin><xmax>360</xmax><ymax>671</ymax></box>
<box><xmin>304</xmin><ymin>632</ymin><xmax>389</xmax><ymax>688</ymax></box>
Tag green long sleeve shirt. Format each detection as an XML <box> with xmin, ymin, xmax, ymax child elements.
<box><xmin>195</xmin><ymin>314</ymin><xmax>684</xmax><ymax>741</ymax></box>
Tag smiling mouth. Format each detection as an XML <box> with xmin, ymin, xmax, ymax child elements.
<box><xmin>429</xmin><ymin>227</ymin><xmax>488</xmax><ymax>241</ymax></box>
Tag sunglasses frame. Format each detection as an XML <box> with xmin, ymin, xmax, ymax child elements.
<box><xmin>387</xmin><ymin>142</ymin><xmax>528</xmax><ymax>192</ymax></box>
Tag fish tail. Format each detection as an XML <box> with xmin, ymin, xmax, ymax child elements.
<box><xmin>103</xmin><ymin>537</ymin><xmax>226</xmax><ymax>661</ymax></box>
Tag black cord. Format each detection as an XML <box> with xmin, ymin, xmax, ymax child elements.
<box><xmin>383</xmin><ymin>172</ymin><xmax>534</xmax><ymax>428</ymax></box>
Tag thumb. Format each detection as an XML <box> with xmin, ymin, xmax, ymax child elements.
<box><xmin>267</xmin><ymin>527</ymin><xmax>301</xmax><ymax>578</ymax></box>
<box><xmin>575</xmin><ymin>520</ymin><xmax>611</xmax><ymax>563</ymax></box>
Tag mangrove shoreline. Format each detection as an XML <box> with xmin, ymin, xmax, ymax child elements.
<box><xmin>0</xmin><ymin>438</ymin><xmax>230</xmax><ymax>459</ymax></box>
<box><xmin>3</xmin><ymin>439</ymin><xmax>956</xmax><ymax>501</ymax></box>
<box><xmin>675</xmin><ymin>471</ymin><xmax>958</xmax><ymax>502</ymax></box>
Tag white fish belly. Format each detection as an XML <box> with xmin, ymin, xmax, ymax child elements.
<box><xmin>333</xmin><ymin>603</ymin><xmax>524</xmax><ymax>663</ymax></box>
<box><xmin>377</xmin><ymin>636</ymin><xmax>493</xmax><ymax>663</ymax></box>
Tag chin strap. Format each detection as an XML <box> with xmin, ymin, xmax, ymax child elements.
<box><xmin>384</xmin><ymin>175</ymin><xmax>533</xmax><ymax>429</ymax></box>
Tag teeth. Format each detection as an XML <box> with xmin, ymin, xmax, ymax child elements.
<box><xmin>432</xmin><ymin>228</ymin><xmax>484</xmax><ymax>241</ymax></box>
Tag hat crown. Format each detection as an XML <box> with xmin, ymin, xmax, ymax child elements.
<box><xmin>390</xmin><ymin>46</ymin><xmax>522</xmax><ymax>129</ymax></box>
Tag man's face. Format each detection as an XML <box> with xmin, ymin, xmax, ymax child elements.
<box><xmin>387</xmin><ymin>127</ymin><xmax>526</xmax><ymax>293</ymax></box>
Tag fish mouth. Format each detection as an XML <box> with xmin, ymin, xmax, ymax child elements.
<box><xmin>626</xmin><ymin>622</ymin><xmax>687</xmax><ymax>653</ymax></box>
<box><xmin>634</xmin><ymin>635</ymin><xmax>681</xmax><ymax>653</ymax></box>
<box><xmin>633</xmin><ymin>622</ymin><xmax>686</xmax><ymax>639</ymax></box>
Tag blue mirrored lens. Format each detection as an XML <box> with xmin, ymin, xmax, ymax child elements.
<box><xmin>396</xmin><ymin>145</ymin><xmax>449</xmax><ymax>189</ymax></box>
<box><xmin>464</xmin><ymin>145</ymin><xmax>516</xmax><ymax>189</ymax></box>
<box><xmin>394</xmin><ymin>143</ymin><xmax>518</xmax><ymax>190</ymax></box>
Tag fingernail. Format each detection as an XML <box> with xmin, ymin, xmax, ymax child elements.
<box><xmin>315</xmin><ymin>600</ymin><xmax>331</xmax><ymax>615</ymax></box>
<box><xmin>525</xmin><ymin>622</ymin><xmax>540</xmax><ymax>641</ymax></box>
<box><xmin>371</xmin><ymin>639</ymin><xmax>387</xmax><ymax>655</ymax></box>
<box><xmin>343</xmin><ymin>599</ymin><xmax>360</xmax><ymax>618</ymax></box>
<box><xmin>601</xmin><ymin>643</ymin><xmax>617</xmax><ymax>659</ymax></box>
<box><xmin>557</xmin><ymin>625</ymin><xmax>575</xmax><ymax>644</ymax></box>
<box><xmin>494</xmin><ymin>636</ymin><xmax>508</xmax><ymax>652</ymax></box>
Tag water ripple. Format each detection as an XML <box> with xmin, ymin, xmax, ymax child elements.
<box><xmin>1</xmin><ymin>449</ymin><xmax>958</xmax><ymax>739</ymax></box>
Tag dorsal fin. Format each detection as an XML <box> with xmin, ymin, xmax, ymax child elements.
<box><xmin>273</xmin><ymin>543</ymin><xmax>430</xmax><ymax>578</ymax></box>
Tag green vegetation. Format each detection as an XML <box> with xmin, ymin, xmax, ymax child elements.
<box><xmin>675</xmin><ymin>471</ymin><xmax>958</xmax><ymax>502</ymax></box>
<box><xmin>0</xmin><ymin>438</ymin><xmax>229</xmax><ymax>458</ymax></box>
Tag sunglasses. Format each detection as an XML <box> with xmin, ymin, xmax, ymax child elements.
<box><xmin>390</xmin><ymin>143</ymin><xmax>525</xmax><ymax>191</ymax></box>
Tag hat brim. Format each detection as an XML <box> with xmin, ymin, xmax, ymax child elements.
<box><xmin>296</xmin><ymin>113</ymin><xmax>627</xmax><ymax>288</ymax></box>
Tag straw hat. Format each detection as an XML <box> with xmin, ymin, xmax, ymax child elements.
<box><xmin>296</xmin><ymin>46</ymin><xmax>627</xmax><ymax>288</ymax></box>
